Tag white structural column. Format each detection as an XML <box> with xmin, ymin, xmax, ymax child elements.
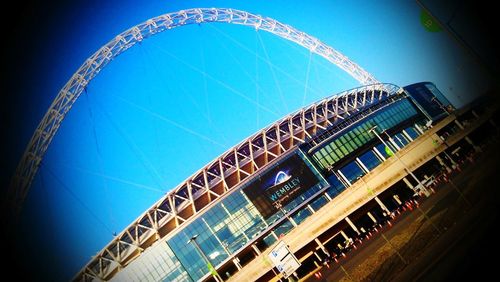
<box><xmin>402</xmin><ymin>129</ymin><xmax>414</xmax><ymax>142</ymax></box>
<box><xmin>374</xmin><ymin>196</ymin><xmax>390</xmax><ymax>214</ymax></box>
<box><xmin>355</xmin><ymin>157</ymin><xmax>370</xmax><ymax>173</ymax></box>
<box><xmin>337</xmin><ymin>170</ymin><xmax>352</xmax><ymax>187</ymax></box>
<box><xmin>340</xmin><ymin>230</ymin><xmax>350</xmax><ymax>241</ymax></box>
<box><xmin>315</xmin><ymin>238</ymin><xmax>329</xmax><ymax>255</ymax></box>
<box><xmin>345</xmin><ymin>216</ymin><xmax>360</xmax><ymax>235</ymax></box>
<box><xmin>393</xmin><ymin>194</ymin><xmax>402</xmax><ymax>205</ymax></box>
<box><xmin>251</xmin><ymin>244</ymin><xmax>261</xmax><ymax>256</ymax></box>
<box><xmin>372</xmin><ymin>147</ymin><xmax>386</xmax><ymax>161</ymax></box>
<box><xmin>414</xmin><ymin>124</ymin><xmax>425</xmax><ymax>135</ymax></box>
<box><xmin>367</xmin><ymin>212</ymin><xmax>377</xmax><ymax>223</ymax></box>
<box><xmin>436</xmin><ymin>155</ymin><xmax>452</xmax><ymax>173</ymax></box>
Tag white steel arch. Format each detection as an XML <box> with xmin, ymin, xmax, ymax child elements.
<box><xmin>9</xmin><ymin>8</ymin><xmax>379</xmax><ymax>214</ymax></box>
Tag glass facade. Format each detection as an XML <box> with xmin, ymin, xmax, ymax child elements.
<box><xmin>311</xmin><ymin>98</ymin><xmax>419</xmax><ymax>170</ymax></box>
<box><xmin>112</xmin><ymin>94</ymin><xmax>432</xmax><ymax>282</ymax></box>
<box><xmin>111</xmin><ymin>242</ymin><xmax>189</xmax><ymax>282</ymax></box>
<box><xmin>404</xmin><ymin>82</ymin><xmax>453</xmax><ymax>120</ymax></box>
<box><xmin>165</xmin><ymin>150</ymin><xmax>328</xmax><ymax>281</ymax></box>
<box><xmin>339</xmin><ymin>161</ymin><xmax>365</xmax><ymax>184</ymax></box>
<box><xmin>358</xmin><ymin>150</ymin><xmax>381</xmax><ymax>171</ymax></box>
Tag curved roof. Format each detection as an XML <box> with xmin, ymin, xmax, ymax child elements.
<box><xmin>76</xmin><ymin>83</ymin><xmax>403</xmax><ymax>280</ymax></box>
<box><xmin>9</xmin><ymin>7</ymin><xmax>378</xmax><ymax>216</ymax></box>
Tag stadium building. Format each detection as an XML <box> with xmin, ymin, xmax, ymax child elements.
<box><xmin>75</xmin><ymin>81</ymin><xmax>499</xmax><ymax>281</ymax></box>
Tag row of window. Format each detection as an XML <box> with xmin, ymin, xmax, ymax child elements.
<box><xmin>165</xmin><ymin>151</ymin><xmax>328</xmax><ymax>281</ymax></box>
<box><xmin>113</xmin><ymin>99</ymin><xmax>426</xmax><ymax>282</ymax></box>
<box><xmin>312</xmin><ymin>99</ymin><xmax>419</xmax><ymax>170</ymax></box>
<box><xmin>112</xmin><ymin>240</ymin><xmax>189</xmax><ymax>282</ymax></box>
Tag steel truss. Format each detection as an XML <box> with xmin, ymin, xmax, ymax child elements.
<box><xmin>75</xmin><ymin>83</ymin><xmax>403</xmax><ymax>281</ymax></box>
<box><xmin>5</xmin><ymin>7</ymin><xmax>383</xmax><ymax>281</ymax></box>
<box><xmin>9</xmin><ymin>8</ymin><xmax>379</xmax><ymax>216</ymax></box>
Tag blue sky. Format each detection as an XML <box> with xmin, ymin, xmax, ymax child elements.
<box><xmin>12</xmin><ymin>0</ymin><xmax>490</xmax><ymax>280</ymax></box>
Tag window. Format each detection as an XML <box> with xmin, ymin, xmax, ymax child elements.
<box><xmin>340</xmin><ymin>161</ymin><xmax>365</xmax><ymax>184</ymax></box>
<box><xmin>358</xmin><ymin>150</ymin><xmax>381</xmax><ymax>171</ymax></box>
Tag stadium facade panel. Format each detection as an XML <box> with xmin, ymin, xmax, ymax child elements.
<box><xmin>77</xmin><ymin>82</ymin><xmax>452</xmax><ymax>281</ymax></box>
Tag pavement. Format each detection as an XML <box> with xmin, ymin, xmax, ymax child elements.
<box><xmin>303</xmin><ymin>145</ymin><xmax>500</xmax><ymax>281</ymax></box>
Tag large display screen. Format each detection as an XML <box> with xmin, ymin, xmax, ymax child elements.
<box><xmin>242</xmin><ymin>153</ymin><xmax>319</xmax><ymax>219</ymax></box>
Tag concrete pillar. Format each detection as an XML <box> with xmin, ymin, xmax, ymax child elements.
<box><xmin>489</xmin><ymin>119</ymin><xmax>499</xmax><ymax>130</ymax></box>
<box><xmin>388</xmin><ymin>137</ymin><xmax>401</xmax><ymax>151</ymax></box>
<box><xmin>472</xmin><ymin>110</ymin><xmax>480</xmax><ymax>119</ymax></box>
<box><xmin>403</xmin><ymin>177</ymin><xmax>414</xmax><ymax>190</ymax></box>
<box><xmin>373</xmin><ymin>147</ymin><xmax>386</xmax><ymax>161</ymax></box>
<box><xmin>324</xmin><ymin>192</ymin><xmax>332</xmax><ymax>201</ymax></box>
<box><xmin>313</xmin><ymin>257</ymin><xmax>320</xmax><ymax>267</ymax></box>
<box><xmin>345</xmin><ymin>216</ymin><xmax>360</xmax><ymax>235</ymax></box>
<box><xmin>233</xmin><ymin>257</ymin><xmax>242</xmax><ymax>270</ymax></box>
<box><xmin>356</xmin><ymin>157</ymin><xmax>370</xmax><ymax>173</ymax></box>
<box><xmin>313</xmin><ymin>251</ymin><xmax>322</xmax><ymax>262</ymax></box>
<box><xmin>367</xmin><ymin>212</ymin><xmax>377</xmax><ymax>223</ymax></box>
<box><xmin>443</xmin><ymin>151</ymin><xmax>458</xmax><ymax>166</ymax></box>
<box><xmin>271</xmin><ymin>231</ymin><xmax>279</xmax><ymax>241</ymax></box>
<box><xmin>454</xmin><ymin>119</ymin><xmax>465</xmax><ymax>130</ymax></box>
<box><xmin>252</xmin><ymin>244</ymin><xmax>261</xmax><ymax>256</ymax></box>
<box><xmin>393</xmin><ymin>194</ymin><xmax>402</xmax><ymax>205</ymax></box>
<box><xmin>340</xmin><ymin>230</ymin><xmax>350</xmax><ymax>240</ymax></box>
<box><xmin>436</xmin><ymin>155</ymin><xmax>452</xmax><ymax>173</ymax></box>
<box><xmin>288</xmin><ymin>216</ymin><xmax>298</xmax><ymax>227</ymax></box>
<box><xmin>315</xmin><ymin>238</ymin><xmax>328</xmax><ymax>255</ymax></box>
<box><xmin>375</xmin><ymin>196</ymin><xmax>390</xmax><ymax>214</ymax></box>
<box><xmin>307</xmin><ymin>204</ymin><xmax>315</xmax><ymax>214</ymax></box>
<box><xmin>465</xmin><ymin>136</ymin><xmax>482</xmax><ymax>152</ymax></box>
<box><xmin>394</xmin><ymin>134</ymin><xmax>406</xmax><ymax>147</ymax></box>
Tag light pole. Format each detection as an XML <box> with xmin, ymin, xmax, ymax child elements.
<box><xmin>188</xmin><ymin>235</ymin><xmax>223</xmax><ymax>282</ymax></box>
<box><xmin>368</xmin><ymin>126</ymin><xmax>429</xmax><ymax>197</ymax></box>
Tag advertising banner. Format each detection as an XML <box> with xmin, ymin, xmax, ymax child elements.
<box><xmin>242</xmin><ymin>153</ymin><xmax>319</xmax><ymax>218</ymax></box>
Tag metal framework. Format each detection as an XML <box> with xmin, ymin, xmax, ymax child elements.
<box><xmin>8</xmin><ymin>8</ymin><xmax>379</xmax><ymax>215</ymax></box>
<box><xmin>75</xmin><ymin>83</ymin><xmax>402</xmax><ymax>281</ymax></box>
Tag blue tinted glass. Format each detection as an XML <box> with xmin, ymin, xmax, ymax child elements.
<box><xmin>326</xmin><ymin>175</ymin><xmax>346</xmax><ymax>198</ymax></box>
<box><xmin>310</xmin><ymin>195</ymin><xmax>329</xmax><ymax>211</ymax></box>
<box><xmin>404</xmin><ymin>127</ymin><xmax>419</xmax><ymax>139</ymax></box>
<box><xmin>358</xmin><ymin>150</ymin><xmax>381</xmax><ymax>171</ymax></box>
<box><xmin>292</xmin><ymin>207</ymin><xmax>312</xmax><ymax>225</ymax></box>
<box><xmin>274</xmin><ymin>219</ymin><xmax>294</xmax><ymax>237</ymax></box>
<box><xmin>375</xmin><ymin>143</ymin><xmax>390</xmax><ymax>158</ymax></box>
<box><xmin>262</xmin><ymin>232</ymin><xmax>277</xmax><ymax>248</ymax></box>
<box><xmin>340</xmin><ymin>161</ymin><xmax>365</xmax><ymax>184</ymax></box>
<box><xmin>394</xmin><ymin>133</ymin><xmax>409</xmax><ymax>147</ymax></box>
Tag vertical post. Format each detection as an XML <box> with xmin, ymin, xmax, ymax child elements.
<box><xmin>373</xmin><ymin>147</ymin><xmax>386</xmax><ymax>161</ymax></box>
<box><xmin>367</xmin><ymin>212</ymin><xmax>377</xmax><ymax>223</ymax></box>
<box><xmin>375</xmin><ymin>196</ymin><xmax>390</xmax><ymax>214</ymax></box>
<box><xmin>393</xmin><ymin>194</ymin><xmax>402</xmax><ymax>205</ymax></box>
<box><xmin>345</xmin><ymin>217</ymin><xmax>360</xmax><ymax>235</ymax></box>
<box><xmin>188</xmin><ymin>235</ymin><xmax>224</xmax><ymax>282</ymax></box>
<box><xmin>414</xmin><ymin>124</ymin><xmax>425</xmax><ymax>135</ymax></box>
<box><xmin>337</xmin><ymin>170</ymin><xmax>352</xmax><ymax>187</ymax></box>
<box><xmin>356</xmin><ymin>157</ymin><xmax>370</xmax><ymax>173</ymax></box>
<box><xmin>315</xmin><ymin>238</ymin><xmax>329</xmax><ymax>256</ymax></box>
<box><xmin>369</xmin><ymin>126</ymin><xmax>429</xmax><ymax>196</ymax></box>
<box><xmin>276</xmin><ymin>203</ymin><xmax>297</xmax><ymax>227</ymax></box>
<box><xmin>436</xmin><ymin>155</ymin><xmax>452</xmax><ymax>173</ymax></box>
